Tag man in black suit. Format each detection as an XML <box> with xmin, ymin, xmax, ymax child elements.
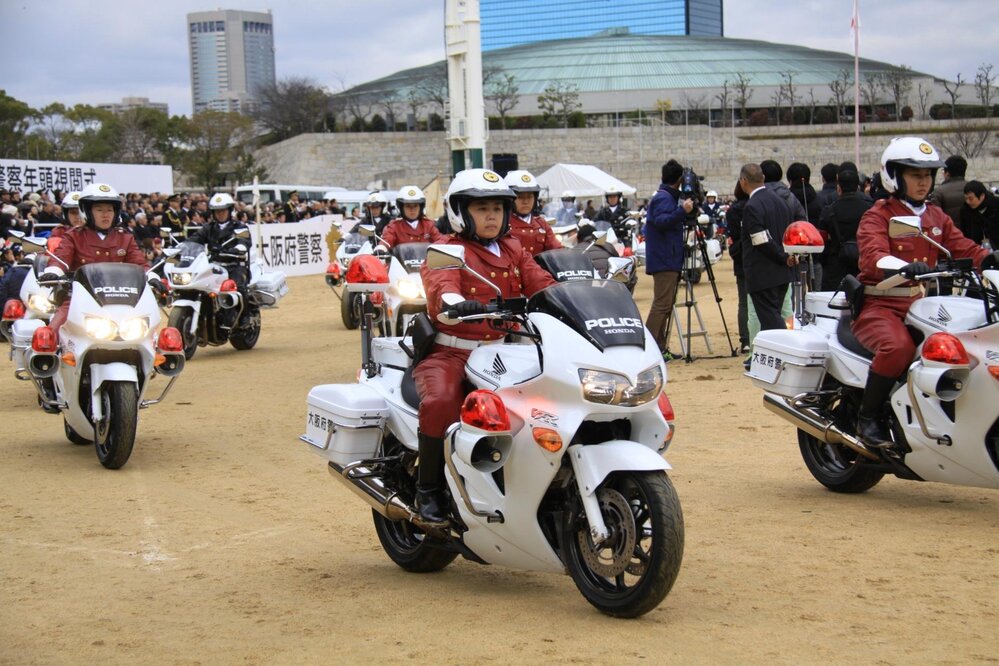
<box><xmin>819</xmin><ymin>170</ymin><xmax>873</xmax><ymax>290</ymax></box>
<box><xmin>739</xmin><ymin>163</ymin><xmax>796</xmax><ymax>332</ymax></box>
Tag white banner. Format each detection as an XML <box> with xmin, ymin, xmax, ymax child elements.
<box><xmin>0</xmin><ymin>159</ymin><xmax>173</xmax><ymax>195</ymax></box>
<box><xmin>251</xmin><ymin>215</ymin><xmax>343</xmax><ymax>277</ymax></box>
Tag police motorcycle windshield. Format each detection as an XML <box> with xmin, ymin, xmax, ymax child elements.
<box><xmin>75</xmin><ymin>263</ymin><xmax>147</xmax><ymax>308</ymax></box>
<box><xmin>391</xmin><ymin>242</ymin><xmax>430</xmax><ymax>273</ymax></box>
<box><xmin>527</xmin><ymin>280</ymin><xmax>645</xmax><ymax>351</ymax></box>
<box><xmin>175</xmin><ymin>241</ymin><xmax>206</xmax><ymax>268</ymax></box>
<box><xmin>533</xmin><ymin>248</ymin><xmax>598</xmax><ymax>282</ymax></box>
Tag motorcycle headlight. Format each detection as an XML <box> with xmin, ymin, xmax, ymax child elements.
<box><xmin>578</xmin><ymin>364</ymin><xmax>663</xmax><ymax>407</ymax></box>
<box><xmin>27</xmin><ymin>293</ymin><xmax>55</xmax><ymax>314</ymax></box>
<box><xmin>172</xmin><ymin>272</ymin><xmax>192</xmax><ymax>286</ymax></box>
<box><xmin>85</xmin><ymin>316</ymin><xmax>118</xmax><ymax>340</ymax></box>
<box><xmin>118</xmin><ymin>316</ymin><xmax>150</xmax><ymax>341</ymax></box>
<box><xmin>396</xmin><ymin>277</ymin><xmax>425</xmax><ymax>300</ymax></box>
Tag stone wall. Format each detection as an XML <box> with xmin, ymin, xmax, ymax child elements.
<box><xmin>255</xmin><ymin>120</ymin><xmax>998</xmax><ymax>199</ymax></box>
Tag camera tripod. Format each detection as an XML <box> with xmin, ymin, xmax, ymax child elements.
<box><xmin>664</xmin><ymin>221</ymin><xmax>737</xmax><ymax>362</ymax></box>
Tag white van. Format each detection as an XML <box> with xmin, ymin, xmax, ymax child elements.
<box><xmin>323</xmin><ymin>189</ymin><xmax>400</xmax><ymax>219</ymax></box>
<box><xmin>234</xmin><ymin>184</ymin><xmax>344</xmax><ymax>206</ymax></box>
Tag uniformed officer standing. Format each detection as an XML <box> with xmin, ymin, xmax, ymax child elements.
<box><xmin>164</xmin><ymin>194</ymin><xmax>188</xmax><ymax>234</ymax></box>
<box><xmin>503</xmin><ymin>170</ymin><xmax>561</xmax><ymax>256</ymax></box>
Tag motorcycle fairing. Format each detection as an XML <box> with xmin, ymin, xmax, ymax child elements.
<box><xmin>75</xmin><ymin>263</ymin><xmax>146</xmax><ymax>307</ymax></box>
<box><xmin>528</xmin><ymin>280</ymin><xmax>645</xmax><ymax>351</ymax></box>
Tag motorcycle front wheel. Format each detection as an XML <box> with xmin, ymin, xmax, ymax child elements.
<box><xmin>563</xmin><ymin>471</ymin><xmax>684</xmax><ymax>618</ymax></box>
<box><xmin>797</xmin><ymin>429</ymin><xmax>884</xmax><ymax>493</ymax></box>
<box><xmin>93</xmin><ymin>381</ymin><xmax>138</xmax><ymax>469</ymax></box>
<box><xmin>167</xmin><ymin>306</ymin><xmax>199</xmax><ymax>360</ymax></box>
<box><xmin>372</xmin><ymin>510</ymin><xmax>458</xmax><ymax>573</ymax></box>
<box><xmin>230</xmin><ymin>307</ymin><xmax>261</xmax><ymax>350</ymax></box>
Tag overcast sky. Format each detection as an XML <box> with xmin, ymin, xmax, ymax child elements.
<box><xmin>2</xmin><ymin>0</ymin><xmax>996</xmax><ymax>117</ymax></box>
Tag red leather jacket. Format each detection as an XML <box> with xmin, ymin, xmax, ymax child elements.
<box><xmin>508</xmin><ymin>213</ymin><xmax>561</xmax><ymax>256</ymax></box>
<box><xmin>857</xmin><ymin>198</ymin><xmax>987</xmax><ymax>288</ymax></box>
<box><xmin>379</xmin><ymin>217</ymin><xmax>442</xmax><ymax>249</ymax></box>
<box><xmin>52</xmin><ymin>226</ymin><xmax>149</xmax><ymax>273</ymax></box>
<box><xmin>422</xmin><ymin>235</ymin><xmax>556</xmax><ymax>341</ymax></box>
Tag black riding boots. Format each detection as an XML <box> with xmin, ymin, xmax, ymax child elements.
<box><xmin>856</xmin><ymin>371</ymin><xmax>896</xmax><ymax>448</ymax></box>
<box><xmin>415</xmin><ymin>432</ymin><xmax>449</xmax><ymax>525</ymax></box>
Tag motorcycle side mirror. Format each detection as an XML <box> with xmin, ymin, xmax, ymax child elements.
<box><xmin>6</xmin><ymin>229</ymin><xmax>25</xmax><ymax>240</ymax></box>
<box><xmin>21</xmin><ymin>237</ymin><xmax>48</xmax><ymax>254</ymax></box>
<box><xmin>606</xmin><ymin>256</ymin><xmax>632</xmax><ymax>282</ymax></box>
<box><xmin>357</xmin><ymin>224</ymin><xmax>376</xmax><ymax>238</ymax></box>
<box><xmin>426</xmin><ymin>244</ymin><xmax>465</xmax><ymax>270</ymax></box>
<box><xmin>888</xmin><ymin>216</ymin><xmax>921</xmax><ymax>239</ymax></box>
<box><xmin>628</xmin><ymin>211</ymin><xmax>643</xmax><ymax>219</ymax></box>
<box><xmin>234</xmin><ymin>228</ymin><xmax>251</xmax><ymax>239</ymax></box>
<box><xmin>162</xmin><ymin>248</ymin><xmax>182</xmax><ymax>257</ymax></box>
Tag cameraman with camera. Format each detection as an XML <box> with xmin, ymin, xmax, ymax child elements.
<box><xmin>644</xmin><ymin>159</ymin><xmax>695</xmax><ymax>359</ymax></box>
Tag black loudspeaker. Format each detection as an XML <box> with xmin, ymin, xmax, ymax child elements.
<box><xmin>491</xmin><ymin>153</ymin><xmax>519</xmax><ymax>177</ymax></box>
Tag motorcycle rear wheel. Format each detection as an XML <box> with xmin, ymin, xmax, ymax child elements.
<box><xmin>563</xmin><ymin>471</ymin><xmax>684</xmax><ymax>618</ymax></box>
<box><xmin>230</xmin><ymin>307</ymin><xmax>261</xmax><ymax>350</ymax></box>
<box><xmin>372</xmin><ymin>510</ymin><xmax>458</xmax><ymax>573</ymax></box>
<box><xmin>94</xmin><ymin>381</ymin><xmax>138</xmax><ymax>470</ymax></box>
<box><xmin>167</xmin><ymin>306</ymin><xmax>198</xmax><ymax>360</ymax></box>
<box><xmin>64</xmin><ymin>419</ymin><xmax>91</xmax><ymax>445</ymax></box>
<box><xmin>797</xmin><ymin>429</ymin><xmax>884</xmax><ymax>493</ymax></box>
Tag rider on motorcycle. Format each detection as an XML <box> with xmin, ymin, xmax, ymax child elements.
<box><xmin>853</xmin><ymin>137</ymin><xmax>997</xmax><ymax>446</ymax></box>
<box><xmin>504</xmin><ymin>170</ymin><xmax>561</xmax><ymax>256</ymax></box>
<box><xmin>374</xmin><ymin>185</ymin><xmax>441</xmax><ymax>254</ymax></box>
<box><xmin>554</xmin><ymin>190</ymin><xmax>579</xmax><ymax>226</ymax></box>
<box><xmin>50</xmin><ymin>191</ymin><xmax>84</xmax><ymax>239</ymax></box>
<box><xmin>363</xmin><ymin>192</ymin><xmax>393</xmax><ymax>236</ymax></box>
<box><xmin>595</xmin><ymin>186</ymin><xmax>632</xmax><ymax>242</ymax></box>
<box><xmin>187</xmin><ymin>193</ymin><xmax>255</xmax><ymax>329</ymax></box>
<box><xmin>414</xmin><ymin>169</ymin><xmax>556</xmax><ymax>525</ymax></box>
<box><xmin>43</xmin><ymin>183</ymin><xmax>150</xmax><ymax>334</ymax></box>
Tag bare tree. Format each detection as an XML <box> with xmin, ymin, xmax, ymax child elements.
<box><xmin>861</xmin><ymin>73</ymin><xmax>883</xmax><ymax>117</ymax></box>
<box><xmin>806</xmin><ymin>88</ymin><xmax>819</xmax><ymax>125</ymax></box>
<box><xmin>537</xmin><ymin>81</ymin><xmax>581</xmax><ymax>128</ymax></box>
<box><xmin>680</xmin><ymin>92</ymin><xmax>708</xmax><ymax>125</ymax></box>
<box><xmin>974</xmin><ymin>63</ymin><xmax>996</xmax><ymax>117</ymax></box>
<box><xmin>881</xmin><ymin>65</ymin><xmax>913</xmax><ymax>119</ymax></box>
<box><xmin>253</xmin><ymin>77</ymin><xmax>332</xmax><ymax>141</ymax></box>
<box><xmin>486</xmin><ymin>72</ymin><xmax>520</xmax><ymax>129</ymax></box>
<box><xmin>780</xmin><ymin>72</ymin><xmax>800</xmax><ymax>122</ymax></box>
<box><xmin>770</xmin><ymin>88</ymin><xmax>785</xmax><ymax>126</ymax></box>
<box><xmin>942</xmin><ymin>73</ymin><xmax>964</xmax><ymax>118</ymax></box>
<box><xmin>114</xmin><ymin>108</ymin><xmax>169</xmax><ymax>164</ymax></box>
<box><xmin>733</xmin><ymin>72</ymin><xmax>754</xmax><ymax>123</ymax></box>
<box><xmin>939</xmin><ymin>119</ymin><xmax>993</xmax><ymax>158</ymax></box>
<box><xmin>714</xmin><ymin>80</ymin><xmax>731</xmax><ymax>127</ymax></box>
<box><xmin>343</xmin><ymin>90</ymin><xmax>378</xmax><ymax>130</ymax></box>
<box><xmin>916</xmin><ymin>82</ymin><xmax>933</xmax><ymax>120</ymax></box>
<box><xmin>377</xmin><ymin>91</ymin><xmax>401</xmax><ymax>131</ymax></box>
<box><xmin>413</xmin><ymin>62</ymin><xmax>449</xmax><ymax>119</ymax></box>
<box><xmin>828</xmin><ymin>69</ymin><xmax>853</xmax><ymax>124</ymax></box>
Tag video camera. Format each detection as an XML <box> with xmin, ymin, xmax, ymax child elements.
<box><xmin>679</xmin><ymin>167</ymin><xmax>705</xmax><ymax>226</ymax></box>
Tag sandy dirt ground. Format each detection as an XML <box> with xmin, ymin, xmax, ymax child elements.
<box><xmin>1</xmin><ymin>259</ymin><xmax>997</xmax><ymax>665</ymax></box>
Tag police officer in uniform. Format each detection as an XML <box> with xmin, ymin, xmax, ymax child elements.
<box><xmin>374</xmin><ymin>185</ymin><xmax>442</xmax><ymax>252</ymax></box>
<box><xmin>164</xmin><ymin>194</ymin><xmax>188</xmax><ymax>234</ymax></box>
<box><xmin>853</xmin><ymin>138</ymin><xmax>995</xmax><ymax>446</ymax></box>
<box><xmin>414</xmin><ymin>169</ymin><xmax>556</xmax><ymax>524</ymax></box>
<box><xmin>282</xmin><ymin>191</ymin><xmax>301</xmax><ymax>223</ymax></box>
<box><xmin>503</xmin><ymin>170</ymin><xmax>561</xmax><ymax>256</ymax></box>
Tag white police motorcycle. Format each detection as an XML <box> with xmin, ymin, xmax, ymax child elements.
<box><xmin>163</xmin><ymin>229</ymin><xmax>287</xmax><ymax>359</ymax></box>
<box><xmin>2</xmin><ymin>234</ymin><xmax>56</xmax><ymax>381</ymax></box>
<box><xmin>25</xmin><ymin>261</ymin><xmax>186</xmax><ymax>469</ymax></box>
<box><xmin>300</xmin><ymin>245</ymin><xmax>683</xmax><ymax>617</ymax></box>
<box><xmin>748</xmin><ymin>218</ymin><xmax>999</xmax><ymax>493</ymax></box>
<box><xmin>325</xmin><ymin>219</ymin><xmax>373</xmax><ymax>330</ymax></box>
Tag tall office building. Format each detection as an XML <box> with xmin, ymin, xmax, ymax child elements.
<box><xmin>187</xmin><ymin>9</ymin><xmax>276</xmax><ymax>114</ymax></box>
<box><xmin>480</xmin><ymin>0</ymin><xmax>722</xmax><ymax>50</ymax></box>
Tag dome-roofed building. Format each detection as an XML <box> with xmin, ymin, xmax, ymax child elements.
<box><xmin>339</xmin><ymin>30</ymin><xmax>943</xmax><ymax>124</ymax></box>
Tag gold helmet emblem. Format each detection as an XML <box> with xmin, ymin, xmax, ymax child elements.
<box><xmin>520</xmin><ymin>174</ymin><xmax>531</xmax><ymax>183</ymax></box>
<box><xmin>214</xmin><ymin>195</ymin><xmax>223</xmax><ymax>202</ymax></box>
<box><xmin>483</xmin><ymin>171</ymin><xmax>500</xmax><ymax>183</ymax></box>
<box><xmin>71</xmin><ymin>194</ymin><xmax>80</xmax><ymax>201</ymax></box>
<box><xmin>407</xmin><ymin>189</ymin><xmax>417</xmax><ymax>196</ymax></box>
<box><xmin>918</xmin><ymin>143</ymin><xmax>933</xmax><ymax>155</ymax></box>
<box><xmin>98</xmin><ymin>184</ymin><xmax>111</xmax><ymax>193</ymax></box>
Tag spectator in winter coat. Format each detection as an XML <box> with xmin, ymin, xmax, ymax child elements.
<box><xmin>928</xmin><ymin>155</ymin><xmax>967</xmax><ymax>226</ymax></box>
<box><xmin>760</xmin><ymin>160</ymin><xmax>807</xmax><ymax>221</ymax></box>
<box><xmin>960</xmin><ymin>181</ymin><xmax>999</xmax><ymax>248</ymax></box>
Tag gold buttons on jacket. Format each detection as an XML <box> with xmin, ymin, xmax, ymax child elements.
<box><xmin>490</xmin><ymin>272</ymin><xmax>496</xmax><ymax>278</ymax></box>
<box><xmin>503</xmin><ymin>272</ymin><xmax>508</xmax><ymax>278</ymax></box>
<box><xmin>470</xmin><ymin>287</ymin><xmax>476</xmax><ymax>294</ymax></box>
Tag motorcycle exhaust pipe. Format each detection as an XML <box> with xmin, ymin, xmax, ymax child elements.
<box><xmin>28</xmin><ymin>352</ymin><xmax>59</xmax><ymax>378</ymax></box>
<box><xmin>763</xmin><ymin>393</ymin><xmax>879</xmax><ymax>461</ymax></box>
<box><xmin>327</xmin><ymin>461</ymin><xmax>415</xmax><ymax>522</ymax></box>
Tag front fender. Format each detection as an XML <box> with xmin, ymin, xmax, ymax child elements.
<box><xmin>568</xmin><ymin>441</ymin><xmax>671</xmax><ymax>496</ymax></box>
<box><xmin>172</xmin><ymin>299</ymin><xmax>202</xmax><ymax>336</ymax></box>
<box><xmin>89</xmin><ymin>362</ymin><xmax>139</xmax><ymax>422</ymax></box>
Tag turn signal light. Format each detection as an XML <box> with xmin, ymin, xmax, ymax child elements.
<box><xmin>157</xmin><ymin>326</ymin><xmax>184</xmax><ymax>353</ymax></box>
<box><xmin>657</xmin><ymin>392</ymin><xmax>675</xmax><ymax>422</ymax></box>
<box><xmin>346</xmin><ymin>254</ymin><xmax>389</xmax><ymax>284</ymax></box>
<box><xmin>989</xmin><ymin>366</ymin><xmax>999</xmax><ymax>381</ymax></box>
<box><xmin>220</xmin><ymin>279</ymin><xmax>238</xmax><ymax>292</ymax></box>
<box><xmin>532</xmin><ymin>427</ymin><xmax>563</xmax><ymax>452</ymax></box>
<box><xmin>460</xmin><ymin>390</ymin><xmax>511</xmax><ymax>432</ymax></box>
<box><xmin>32</xmin><ymin>326</ymin><xmax>58</xmax><ymax>353</ymax></box>
<box><xmin>3</xmin><ymin>299</ymin><xmax>26</xmax><ymax>320</ymax></box>
<box><xmin>921</xmin><ymin>333</ymin><xmax>969</xmax><ymax>365</ymax></box>
<box><xmin>61</xmin><ymin>352</ymin><xmax>77</xmax><ymax>367</ymax></box>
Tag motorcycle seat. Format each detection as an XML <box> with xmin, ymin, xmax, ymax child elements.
<box><xmin>401</xmin><ymin>367</ymin><xmax>421</xmax><ymax>410</ymax></box>
<box><xmin>836</xmin><ymin>314</ymin><xmax>874</xmax><ymax>360</ymax></box>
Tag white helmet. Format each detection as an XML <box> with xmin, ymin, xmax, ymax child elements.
<box><xmin>209</xmin><ymin>192</ymin><xmax>235</xmax><ymax>210</ymax></box>
<box><xmin>706</xmin><ymin>190</ymin><xmax>718</xmax><ymax>198</ymax></box>
<box><xmin>445</xmin><ymin>169</ymin><xmax>516</xmax><ymax>239</ymax></box>
<box><xmin>560</xmin><ymin>190</ymin><xmax>576</xmax><ymax>201</ymax></box>
<box><xmin>364</xmin><ymin>192</ymin><xmax>388</xmax><ymax>208</ymax></box>
<box><xmin>879</xmin><ymin>136</ymin><xmax>945</xmax><ymax>198</ymax></box>
<box><xmin>503</xmin><ymin>170</ymin><xmax>540</xmax><ymax>194</ymax></box>
<box><xmin>61</xmin><ymin>191</ymin><xmax>82</xmax><ymax>209</ymax></box>
<box><xmin>396</xmin><ymin>185</ymin><xmax>426</xmax><ymax>220</ymax></box>
<box><xmin>78</xmin><ymin>183</ymin><xmax>121</xmax><ymax>229</ymax></box>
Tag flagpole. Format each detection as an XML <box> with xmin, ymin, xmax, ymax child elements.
<box><xmin>853</xmin><ymin>0</ymin><xmax>861</xmax><ymax>167</ymax></box>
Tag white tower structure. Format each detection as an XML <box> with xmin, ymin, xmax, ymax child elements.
<box><xmin>445</xmin><ymin>0</ymin><xmax>486</xmax><ymax>173</ymax></box>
